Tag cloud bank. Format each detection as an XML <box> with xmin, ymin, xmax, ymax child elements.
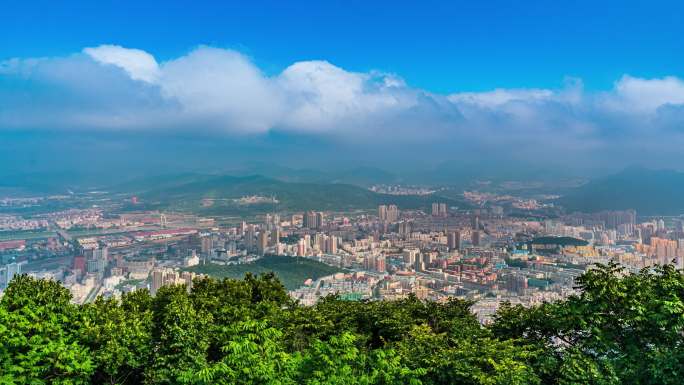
<box><xmin>2</xmin><ymin>44</ymin><xmax>684</xmax><ymax>170</ymax></box>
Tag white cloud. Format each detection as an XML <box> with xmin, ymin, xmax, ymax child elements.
<box><xmin>448</xmin><ymin>88</ymin><xmax>554</xmax><ymax>107</ymax></box>
<box><xmin>2</xmin><ymin>44</ymin><xmax>684</xmax><ymax>167</ymax></box>
<box><xmin>277</xmin><ymin>60</ymin><xmax>414</xmax><ymax>131</ymax></box>
<box><xmin>608</xmin><ymin>75</ymin><xmax>684</xmax><ymax>113</ymax></box>
<box><xmin>84</xmin><ymin>45</ymin><xmax>160</xmax><ymax>83</ymax></box>
<box><xmin>158</xmin><ymin>47</ymin><xmax>281</xmax><ymax>132</ymax></box>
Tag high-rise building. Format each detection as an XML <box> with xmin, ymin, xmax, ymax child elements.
<box><xmin>303</xmin><ymin>211</ymin><xmax>320</xmax><ymax>229</ymax></box>
<box><xmin>265</xmin><ymin>213</ymin><xmax>272</xmax><ymax>230</ymax></box>
<box><xmin>432</xmin><ymin>202</ymin><xmax>446</xmax><ymax>217</ymax></box>
<box><xmin>471</xmin><ymin>230</ymin><xmax>481</xmax><ymax>246</ymax></box>
<box><xmin>314</xmin><ymin>233</ymin><xmax>326</xmax><ymax>251</ymax></box>
<box><xmin>150</xmin><ymin>268</ymin><xmax>196</xmax><ymax>296</ymax></box>
<box><xmin>0</xmin><ymin>261</ymin><xmax>22</xmax><ymax>289</ymax></box>
<box><xmin>657</xmin><ymin>219</ymin><xmax>666</xmax><ymax>231</ymax></box>
<box><xmin>363</xmin><ymin>255</ymin><xmax>385</xmax><ymax>273</ymax></box>
<box><xmin>151</xmin><ymin>269</ymin><xmax>164</xmax><ymax>295</ymax></box>
<box><xmin>270</xmin><ymin>228</ymin><xmax>280</xmax><ymax>247</ymax></box>
<box><xmin>403</xmin><ymin>248</ymin><xmax>419</xmax><ymax>265</ymax></box>
<box><xmin>398</xmin><ymin>221</ymin><xmax>412</xmax><ymax>236</ymax></box>
<box><xmin>87</xmin><ymin>258</ymin><xmax>106</xmax><ymax>275</ymax></box>
<box><xmin>257</xmin><ymin>231</ymin><xmax>269</xmax><ymax>256</ymax></box>
<box><xmin>201</xmin><ymin>236</ymin><xmax>213</xmax><ymax>255</ymax></box>
<box><xmin>297</xmin><ymin>238</ymin><xmax>307</xmax><ymax>256</ymax></box>
<box><xmin>227</xmin><ymin>241</ymin><xmax>237</xmax><ymax>255</ymax></box>
<box><xmin>245</xmin><ymin>225</ymin><xmax>256</xmax><ymax>251</ymax></box>
<box><xmin>568</xmin><ymin>210</ymin><xmax>636</xmax><ymax>230</ymax></box>
<box><xmin>265</xmin><ymin>213</ymin><xmax>280</xmax><ymax>231</ymax></box>
<box><xmin>414</xmin><ymin>254</ymin><xmax>425</xmax><ymax>271</ymax></box>
<box><xmin>326</xmin><ymin>236</ymin><xmax>338</xmax><ymax>254</ymax></box>
<box><xmin>387</xmin><ymin>205</ymin><xmax>399</xmax><ymax>222</ymax></box>
<box><xmin>376</xmin><ymin>255</ymin><xmax>386</xmax><ymax>273</ymax></box>
<box><xmin>472</xmin><ymin>214</ymin><xmax>480</xmax><ymax>230</ymax></box>
<box><xmin>448</xmin><ymin>231</ymin><xmax>461</xmax><ymax>251</ymax></box>
<box><xmin>505</xmin><ymin>274</ymin><xmax>528</xmax><ymax>295</ymax></box>
<box><xmin>86</xmin><ymin>247</ymin><xmax>108</xmax><ymax>278</ymax></box>
<box><xmin>93</xmin><ymin>247</ymin><xmax>108</xmax><ymax>261</ymax></box>
<box><xmin>363</xmin><ymin>255</ymin><xmax>373</xmax><ymax>271</ymax></box>
<box><xmin>378</xmin><ymin>205</ymin><xmax>388</xmax><ymax>221</ymax></box>
<box><xmin>163</xmin><ymin>271</ymin><xmax>178</xmax><ymax>287</ymax></box>
<box><xmin>73</xmin><ymin>255</ymin><xmax>86</xmax><ymax>273</ymax></box>
<box><xmin>439</xmin><ymin>203</ymin><xmax>447</xmax><ymax>217</ymax></box>
<box><xmin>422</xmin><ymin>252</ymin><xmax>434</xmax><ymax>266</ymax></box>
<box><xmin>181</xmin><ymin>271</ymin><xmax>194</xmax><ymax>288</ymax></box>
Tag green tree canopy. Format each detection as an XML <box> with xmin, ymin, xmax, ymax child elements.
<box><xmin>0</xmin><ymin>262</ymin><xmax>682</xmax><ymax>384</ymax></box>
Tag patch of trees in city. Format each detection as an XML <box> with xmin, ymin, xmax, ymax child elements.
<box><xmin>1</xmin><ymin>262</ymin><xmax>683</xmax><ymax>384</ymax></box>
<box><xmin>184</xmin><ymin>255</ymin><xmax>343</xmax><ymax>290</ymax></box>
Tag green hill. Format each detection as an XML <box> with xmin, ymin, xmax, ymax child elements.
<box><xmin>139</xmin><ymin>174</ymin><xmax>470</xmax><ymax>214</ymax></box>
<box><xmin>108</xmin><ymin>172</ymin><xmax>218</xmax><ymax>194</ymax></box>
<box><xmin>223</xmin><ymin>163</ymin><xmax>400</xmax><ymax>186</ymax></box>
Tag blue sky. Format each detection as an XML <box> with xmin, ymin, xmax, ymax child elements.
<box><xmin>2</xmin><ymin>0</ymin><xmax>682</xmax><ymax>93</ymax></box>
<box><xmin>1</xmin><ymin>1</ymin><xmax>684</xmax><ymax>178</ymax></box>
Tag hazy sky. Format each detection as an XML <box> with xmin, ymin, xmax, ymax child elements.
<box><xmin>2</xmin><ymin>1</ymin><xmax>684</xmax><ymax>179</ymax></box>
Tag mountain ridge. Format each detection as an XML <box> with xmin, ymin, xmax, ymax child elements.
<box><xmin>558</xmin><ymin>167</ymin><xmax>684</xmax><ymax>215</ymax></box>
<box><xmin>138</xmin><ymin>173</ymin><xmax>470</xmax><ymax>214</ymax></box>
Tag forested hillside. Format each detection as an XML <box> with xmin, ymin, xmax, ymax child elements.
<box><xmin>136</xmin><ymin>174</ymin><xmax>470</xmax><ymax>214</ymax></box>
<box><xmin>1</xmin><ymin>263</ymin><xmax>683</xmax><ymax>384</ymax></box>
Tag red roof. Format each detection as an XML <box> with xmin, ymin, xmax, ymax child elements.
<box><xmin>0</xmin><ymin>240</ymin><xmax>26</xmax><ymax>251</ymax></box>
<box><xmin>134</xmin><ymin>228</ymin><xmax>197</xmax><ymax>237</ymax></box>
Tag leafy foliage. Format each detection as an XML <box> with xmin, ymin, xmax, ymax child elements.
<box><xmin>490</xmin><ymin>262</ymin><xmax>684</xmax><ymax>384</ymax></box>
<box><xmin>0</xmin><ymin>275</ymin><xmax>93</xmax><ymax>384</ymax></box>
<box><xmin>1</xmin><ymin>262</ymin><xmax>683</xmax><ymax>384</ymax></box>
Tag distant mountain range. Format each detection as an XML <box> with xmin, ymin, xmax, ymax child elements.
<box><xmin>0</xmin><ymin>159</ymin><xmax>584</xmax><ymax>196</ymax></box>
<box><xmin>7</xmin><ymin>163</ymin><xmax>684</xmax><ymax>216</ymax></box>
<box><xmin>558</xmin><ymin>167</ymin><xmax>684</xmax><ymax>215</ymax></box>
<box><xmin>0</xmin><ymin>165</ymin><xmax>404</xmax><ymax>196</ymax></box>
<box><xmin>131</xmin><ymin>173</ymin><xmax>470</xmax><ymax>214</ymax></box>
<box><xmin>224</xmin><ymin>163</ymin><xmax>402</xmax><ymax>186</ymax></box>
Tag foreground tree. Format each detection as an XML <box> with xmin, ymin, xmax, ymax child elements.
<box><xmin>0</xmin><ymin>263</ymin><xmax>681</xmax><ymax>384</ymax></box>
<box><xmin>0</xmin><ymin>275</ymin><xmax>93</xmax><ymax>384</ymax></box>
<box><xmin>77</xmin><ymin>290</ymin><xmax>153</xmax><ymax>384</ymax></box>
<box><xmin>296</xmin><ymin>332</ymin><xmax>424</xmax><ymax>385</ymax></box>
<box><xmin>144</xmin><ymin>285</ymin><xmax>212</xmax><ymax>384</ymax></box>
<box><xmin>180</xmin><ymin>320</ymin><xmax>298</xmax><ymax>385</ymax></box>
<box><xmin>490</xmin><ymin>262</ymin><xmax>684</xmax><ymax>385</ymax></box>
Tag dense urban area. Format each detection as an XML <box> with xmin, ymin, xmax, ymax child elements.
<box><xmin>1</xmin><ymin>185</ymin><xmax>680</xmax><ymax>322</ymax></box>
